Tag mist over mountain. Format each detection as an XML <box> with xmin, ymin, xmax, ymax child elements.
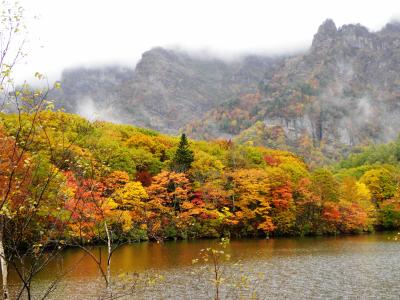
<box><xmin>52</xmin><ymin>48</ymin><xmax>283</xmax><ymax>133</ymax></box>
<box><xmin>51</xmin><ymin>19</ymin><xmax>400</xmax><ymax>163</ymax></box>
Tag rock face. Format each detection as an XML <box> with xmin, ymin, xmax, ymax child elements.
<box><xmin>52</xmin><ymin>47</ymin><xmax>282</xmax><ymax>133</ymax></box>
<box><xmin>51</xmin><ymin>66</ymin><xmax>135</xmax><ymax>123</ymax></box>
<box><xmin>123</xmin><ymin>48</ymin><xmax>282</xmax><ymax>132</ymax></box>
<box><xmin>261</xmin><ymin>19</ymin><xmax>400</xmax><ymax>146</ymax></box>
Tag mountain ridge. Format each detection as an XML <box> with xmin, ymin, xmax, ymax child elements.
<box><xmin>52</xmin><ymin>47</ymin><xmax>283</xmax><ymax>133</ymax></box>
<box><xmin>50</xmin><ymin>19</ymin><xmax>400</xmax><ymax>164</ymax></box>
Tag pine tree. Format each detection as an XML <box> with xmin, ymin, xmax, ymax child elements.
<box><xmin>171</xmin><ymin>133</ymin><xmax>194</xmax><ymax>173</ymax></box>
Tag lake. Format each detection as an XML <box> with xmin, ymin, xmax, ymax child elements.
<box><xmin>8</xmin><ymin>233</ymin><xmax>400</xmax><ymax>299</ymax></box>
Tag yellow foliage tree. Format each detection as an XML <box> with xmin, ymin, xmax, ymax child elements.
<box><xmin>229</xmin><ymin>169</ymin><xmax>275</xmax><ymax>234</ymax></box>
<box><xmin>110</xmin><ymin>181</ymin><xmax>148</xmax><ymax>232</ymax></box>
<box><xmin>339</xmin><ymin>177</ymin><xmax>376</xmax><ymax>231</ymax></box>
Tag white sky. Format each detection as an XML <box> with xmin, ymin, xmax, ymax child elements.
<box><xmin>13</xmin><ymin>0</ymin><xmax>400</xmax><ymax>82</ymax></box>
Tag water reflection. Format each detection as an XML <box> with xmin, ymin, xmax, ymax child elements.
<box><xmin>8</xmin><ymin>233</ymin><xmax>400</xmax><ymax>299</ymax></box>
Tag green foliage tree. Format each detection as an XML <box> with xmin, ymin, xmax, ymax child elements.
<box><xmin>171</xmin><ymin>133</ymin><xmax>194</xmax><ymax>173</ymax></box>
<box><xmin>360</xmin><ymin>167</ymin><xmax>397</xmax><ymax>202</ymax></box>
<box><xmin>311</xmin><ymin>168</ymin><xmax>339</xmax><ymax>203</ymax></box>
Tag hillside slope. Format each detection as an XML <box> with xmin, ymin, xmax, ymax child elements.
<box><xmin>3</xmin><ymin>111</ymin><xmax>400</xmax><ymax>239</ymax></box>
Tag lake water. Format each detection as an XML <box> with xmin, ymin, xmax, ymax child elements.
<box><xmin>8</xmin><ymin>233</ymin><xmax>400</xmax><ymax>299</ymax></box>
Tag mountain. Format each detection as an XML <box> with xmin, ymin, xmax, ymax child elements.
<box><xmin>52</xmin><ymin>48</ymin><xmax>283</xmax><ymax>133</ymax></box>
<box><xmin>260</xmin><ymin>19</ymin><xmax>400</xmax><ymax>146</ymax></box>
<box><xmin>51</xmin><ymin>19</ymin><xmax>400</xmax><ymax>165</ymax></box>
<box><xmin>184</xmin><ymin>19</ymin><xmax>400</xmax><ymax>164</ymax></box>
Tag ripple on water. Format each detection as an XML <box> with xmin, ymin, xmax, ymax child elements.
<box><xmin>11</xmin><ymin>234</ymin><xmax>400</xmax><ymax>299</ymax></box>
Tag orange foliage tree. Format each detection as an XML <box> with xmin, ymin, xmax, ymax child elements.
<box><xmin>145</xmin><ymin>171</ymin><xmax>192</xmax><ymax>239</ymax></box>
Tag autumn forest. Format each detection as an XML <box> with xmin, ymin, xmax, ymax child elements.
<box><xmin>2</xmin><ymin>105</ymin><xmax>400</xmax><ymax>247</ymax></box>
<box><xmin>2</xmin><ymin>0</ymin><xmax>400</xmax><ymax>298</ymax></box>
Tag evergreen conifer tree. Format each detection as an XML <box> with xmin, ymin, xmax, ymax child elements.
<box><xmin>171</xmin><ymin>133</ymin><xmax>194</xmax><ymax>172</ymax></box>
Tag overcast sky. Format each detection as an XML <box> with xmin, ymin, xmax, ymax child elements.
<box><xmin>13</xmin><ymin>0</ymin><xmax>400</xmax><ymax>82</ymax></box>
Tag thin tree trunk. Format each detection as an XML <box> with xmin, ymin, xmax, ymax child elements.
<box><xmin>0</xmin><ymin>216</ymin><xmax>9</xmax><ymax>299</ymax></box>
<box><xmin>104</xmin><ymin>222</ymin><xmax>112</xmax><ymax>295</ymax></box>
<box><xmin>26</xmin><ymin>283</ymin><xmax>31</xmax><ymax>300</ymax></box>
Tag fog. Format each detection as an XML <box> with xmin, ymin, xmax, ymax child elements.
<box><xmin>11</xmin><ymin>0</ymin><xmax>400</xmax><ymax>83</ymax></box>
<box><xmin>76</xmin><ymin>97</ymin><xmax>121</xmax><ymax>123</ymax></box>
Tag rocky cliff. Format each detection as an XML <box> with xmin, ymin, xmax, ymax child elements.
<box><xmin>52</xmin><ymin>48</ymin><xmax>282</xmax><ymax>133</ymax></box>
<box><xmin>185</xmin><ymin>19</ymin><xmax>400</xmax><ymax>163</ymax></box>
<box><xmin>264</xmin><ymin>19</ymin><xmax>400</xmax><ymax>146</ymax></box>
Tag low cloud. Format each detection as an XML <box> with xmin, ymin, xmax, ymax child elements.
<box><xmin>76</xmin><ymin>97</ymin><xmax>122</xmax><ymax>124</ymax></box>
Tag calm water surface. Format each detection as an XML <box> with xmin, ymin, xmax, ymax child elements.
<box><xmin>9</xmin><ymin>233</ymin><xmax>400</xmax><ymax>299</ymax></box>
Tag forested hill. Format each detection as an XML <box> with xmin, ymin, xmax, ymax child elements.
<box><xmin>2</xmin><ymin>111</ymin><xmax>400</xmax><ymax>241</ymax></box>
